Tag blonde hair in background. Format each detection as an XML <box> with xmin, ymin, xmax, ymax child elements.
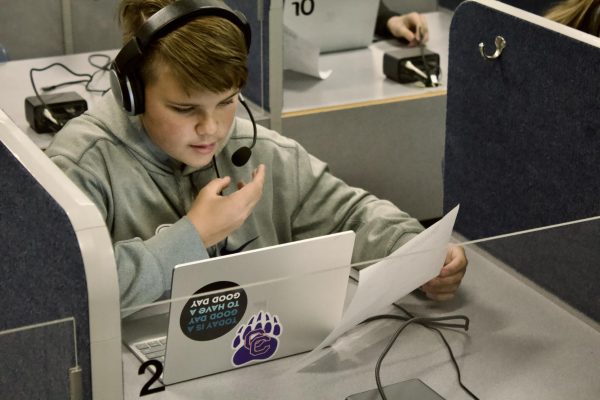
<box><xmin>544</xmin><ymin>0</ymin><xmax>600</xmax><ymax>36</ymax></box>
<box><xmin>117</xmin><ymin>0</ymin><xmax>248</xmax><ymax>94</ymax></box>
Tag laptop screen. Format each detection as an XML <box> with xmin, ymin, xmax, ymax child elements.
<box><xmin>283</xmin><ymin>0</ymin><xmax>380</xmax><ymax>53</ymax></box>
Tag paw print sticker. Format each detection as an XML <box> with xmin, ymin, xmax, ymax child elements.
<box><xmin>232</xmin><ymin>311</ymin><xmax>282</xmax><ymax>366</ymax></box>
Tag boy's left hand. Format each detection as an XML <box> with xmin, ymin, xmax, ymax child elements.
<box><xmin>420</xmin><ymin>245</ymin><xmax>468</xmax><ymax>301</ymax></box>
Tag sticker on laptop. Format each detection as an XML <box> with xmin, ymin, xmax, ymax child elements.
<box><xmin>180</xmin><ymin>281</ymin><xmax>248</xmax><ymax>341</ymax></box>
<box><xmin>231</xmin><ymin>311</ymin><xmax>282</xmax><ymax>366</ymax></box>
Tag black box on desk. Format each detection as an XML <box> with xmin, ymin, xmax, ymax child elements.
<box><xmin>25</xmin><ymin>91</ymin><xmax>87</xmax><ymax>133</ymax></box>
<box><xmin>383</xmin><ymin>47</ymin><xmax>440</xmax><ymax>84</ymax></box>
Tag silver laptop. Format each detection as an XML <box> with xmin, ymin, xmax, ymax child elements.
<box><xmin>283</xmin><ymin>0</ymin><xmax>380</xmax><ymax>53</ymax></box>
<box><xmin>123</xmin><ymin>231</ymin><xmax>355</xmax><ymax>385</ymax></box>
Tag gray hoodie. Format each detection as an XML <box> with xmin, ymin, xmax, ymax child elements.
<box><xmin>46</xmin><ymin>94</ymin><xmax>424</xmax><ymax>310</ymax></box>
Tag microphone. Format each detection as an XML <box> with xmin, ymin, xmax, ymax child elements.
<box><xmin>231</xmin><ymin>93</ymin><xmax>257</xmax><ymax>167</ymax></box>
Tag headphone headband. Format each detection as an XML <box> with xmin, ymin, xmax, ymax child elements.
<box><xmin>136</xmin><ymin>0</ymin><xmax>251</xmax><ymax>50</ymax></box>
<box><xmin>110</xmin><ymin>0</ymin><xmax>251</xmax><ymax>115</ymax></box>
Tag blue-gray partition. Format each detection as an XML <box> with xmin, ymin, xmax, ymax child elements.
<box><xmin>443</xmin><ymin>1</ymin><xmax>600</xmax><ymax>321</ymax></box>
<box><xmin>228</xmin><ymin>0</ymin><xmax>272</xmax><ymax>111</ymax></box>
<box><xmin>0</xmin><ymin>110</ymin><xmax>123</xmax><ymax>399</ymax></box>
<box><xmin>0</xmin><ymin>140</ymin><xmax>91</xmax><ymax>399</ymax></box>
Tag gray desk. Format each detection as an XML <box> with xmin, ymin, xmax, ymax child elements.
<box><xmin>122</xmin><ymin>241</ymin><xmax>600</xmax><ymax>399</ymax></box>
<box><xmin>281</xmin><ymin>11</ymin><xmax>452</xmax><ymax>221</ymax></box>
<box><xmin>0</xmin><ymin>51</ymin><xmax>270</xmax><ymax>150</ymax></box>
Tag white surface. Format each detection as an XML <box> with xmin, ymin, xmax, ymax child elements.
<box><xmin>283</xmin><ymin>26</ymin><xmax>332</xmax><ymax>79</ymax></box>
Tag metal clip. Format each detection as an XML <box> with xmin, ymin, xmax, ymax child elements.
<box><xmin>479</xmin><ymin>36</ymin><xmax>506</xmax><ymax>60</ymax></box>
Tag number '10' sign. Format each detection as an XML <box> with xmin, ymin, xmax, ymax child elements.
<box><xmin>291</xmin><ymin>0</ymin><xmax>315</xmax><ymax>16</ymax></box>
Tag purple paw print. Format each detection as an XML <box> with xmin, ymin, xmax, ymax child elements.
<box><xmin>232</xmin><ymin>311</ymin><xmax>282</xmax><ymax>366</ymax></box>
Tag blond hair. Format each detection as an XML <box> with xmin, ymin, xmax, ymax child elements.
<box><xmin>118</xmin><ymin>0</ymin><xmax>248</xmax><ymax>93</ymax></box>
<box><xmin>545</xmin><ymin>0</ymin><xmax>600</xmax><ymax>36</ymax></box>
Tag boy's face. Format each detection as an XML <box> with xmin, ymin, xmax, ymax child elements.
<box><xmin>141</xmin><ymin>64</ymin><xmax>238</xmax><ymax>168</ymax></box>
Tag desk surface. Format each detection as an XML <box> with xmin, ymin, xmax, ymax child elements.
<box><xmin>121</xmin><ymin>242</ymin><xmax>600</xmax><ymax>400</ymax></box>
<box><xmin>282</xmin><ymin>10</ymin><xmax>452</xmax><ymax>115</ymax></box>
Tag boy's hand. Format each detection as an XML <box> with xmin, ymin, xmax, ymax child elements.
<box><xmin>421</xmin><ymin>245</ymin><xmax>467</xmax><ymax>301</ymax></box>
<box><xmin>187</xmin><ymin>164</ymin><xmax>266</xmax><ymax>247</ymax></box>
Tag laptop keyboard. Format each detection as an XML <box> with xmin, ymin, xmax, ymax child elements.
<box><xmin>132</xmin><ymin>336</ymin><xmax>167</xmax><ymax>364</ymax></box>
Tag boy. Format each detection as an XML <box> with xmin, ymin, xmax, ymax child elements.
<box><xmin>46</xmin><ymin>0</ymin><xmax>467</xmax><ymax>311</ymax></box>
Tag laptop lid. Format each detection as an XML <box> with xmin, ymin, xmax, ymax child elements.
<box><xmin>283</xmin><ymin>0</ymin><xmax>380</xmax><ymax>53</ymax></box>
<box><xmin>161</xmin><ymin>231</ymin><xmax>355</xmax><ymax>384</ymax></box>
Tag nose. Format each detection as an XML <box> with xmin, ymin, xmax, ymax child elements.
<box><xmin>195</xmin><ymin>113</ymin><xmax>218</xmax><ymax>136</ymax></box>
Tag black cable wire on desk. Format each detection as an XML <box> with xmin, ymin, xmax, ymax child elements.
<box><xmin>360</xmin><ymin>304</ymin><xmax>479</xmax><ymax>400</ymax></box>
<box><xmin>392</xmin><ymin>303</ymin><xmax>479</xmax><ymax>399</ymax></box>
<box><xmin>37</xmin><ymin>54</ymin><xmax>112</xmax><ymax>95</ymax></box>
<box><xmin>84</xmin><ymin>53</ymin><xmax>112</xmax><ymax>95</ymax></box>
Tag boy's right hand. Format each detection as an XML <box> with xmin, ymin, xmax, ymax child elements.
<box><xmin>187</xmin><ymin>164</ymin><xmax>266</xmax><ymax>247</ymax></box>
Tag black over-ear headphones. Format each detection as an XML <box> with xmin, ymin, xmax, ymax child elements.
<box><xmin>110</xmin><ymin>0</ymin><xmax>258</xmax><ymax>167</ymax></box>
<box><xmin>110</xmin><ymin>0</ymin><xmax>251</xmax><ymax>115</ymax></box>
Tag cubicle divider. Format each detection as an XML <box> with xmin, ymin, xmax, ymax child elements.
<box><xmin>443</xmin><ymin>0</ymin><xmax>600</xmax><ymax>322</ymax></box>
<box><xmin>0</xmin><ymin>110</ymin><xmax>122</xmax><ymax>399</ymax></box>
<box><xmin>0</xmin><ymin>138</ymin><xmax>89</xmax><ymax>399</ymax></box>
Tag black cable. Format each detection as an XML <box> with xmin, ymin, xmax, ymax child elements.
<box><xmin>360</xmin><ymin>302</ymin><xmax>479</xmax><ymax>400</ymax></box>
<box><xmin>211</xmin><ymin>155</ymin><xmax>229</xmax><ymax>256</ymax></box>
<box><xmin>371</xmin><ymin>315</ymin><xmax>473</xmax><ymax>400</ymax></box>
<box><xmin>37</xmin><ymin>54</ymin><xmax>112</xmax><ymax>95</ymax></box>
<box><xmin>363</xmin><ymin>313</ymin><xmax>469</xmax><ymax>330</ymax></box>
<box><xmin>390</xmin><ymin>303</ymin><xmax>479</xmax><ymax>399</ymax></box>
<box><xmin>212</xmin><ymin>155</ymin><xmax>222</xmax><ymax>179</ymax></box>
<box><xmin>32</xmin><ymin>62</ymin><xmax>93</xmax><ymax>95</ymax></box>
<box><xmin>419</xmin><ymin>42</ymin><xmax>434</xmax><ymax>87</ymax></box>
<box><xmin>85</xmin><ymin>53</ymin><xmax>112</xmax><ymax>95</ymax></box>
<box><xmin>416</xmin><ymin>27</ymin><xmax>439</xmax><ymax>88</ymax></box>
<box><xmin>42</xmin><ymin>79</ymin><xmax>89</xmax><ymax>91</ymax></box>
<box><xmin>429</xmin><ymin>325</ymin><xmax>480</xmax><ymax>399</ymax></box>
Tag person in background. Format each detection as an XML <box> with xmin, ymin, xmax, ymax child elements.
<box><xmin>376</xmin><ymin>1</ymin><xmax>429</xmax><ymax>46</ymax></box>
<box><xmin>545</xmin><ymin>0</ymin><xmax>600</xmax><ymax>36</ymax></box>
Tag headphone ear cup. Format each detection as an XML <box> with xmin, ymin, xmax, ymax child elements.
<box><xmin>109</xmin><ymin>67</ymin><xmax>145</xmax><ymax>115</ymax></box>
<box><xmin>109</xmin><ymin>68</ymin><xmax>131</xmax><ymax>113</ymax></box>
<box><xmin>128</xmin><ymin>72</ymin><xmax>145</xmax><ymax>115</ymax></box>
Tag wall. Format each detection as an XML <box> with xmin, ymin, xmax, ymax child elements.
<box><xmin>0</xmin><ymin>0</ymin><xmax>442</xmax><ymax>61</ymax></box>
<box><xmin>385</xmin><ymin>0</ymin><xmax>438</xmax><ymax>13</ymax></box>
<box><xmin>0</xmin><ymin>0</ymin><xmax>122</xmax><ymax>60</ymax></box>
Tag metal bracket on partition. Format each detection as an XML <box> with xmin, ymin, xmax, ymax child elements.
<box><xmin>479</xmin><ymin>36</ymin><xmax>506</xmax><ymax>60</ymax></box>
<box><xmin>69</xmin><ymin>366</ymin><xmax>83</xmax><ymax>400</ymax></box>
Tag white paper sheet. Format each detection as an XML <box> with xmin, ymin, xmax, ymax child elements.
<box><xmin>294</xmin><ymin>205</ymin><xmax>460</xmax><ymax>370</ymax></box>
<box><xmin>283</xmin><ymin>26</ymin><xmax>332</xmax><ymax>79</ymax></box>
